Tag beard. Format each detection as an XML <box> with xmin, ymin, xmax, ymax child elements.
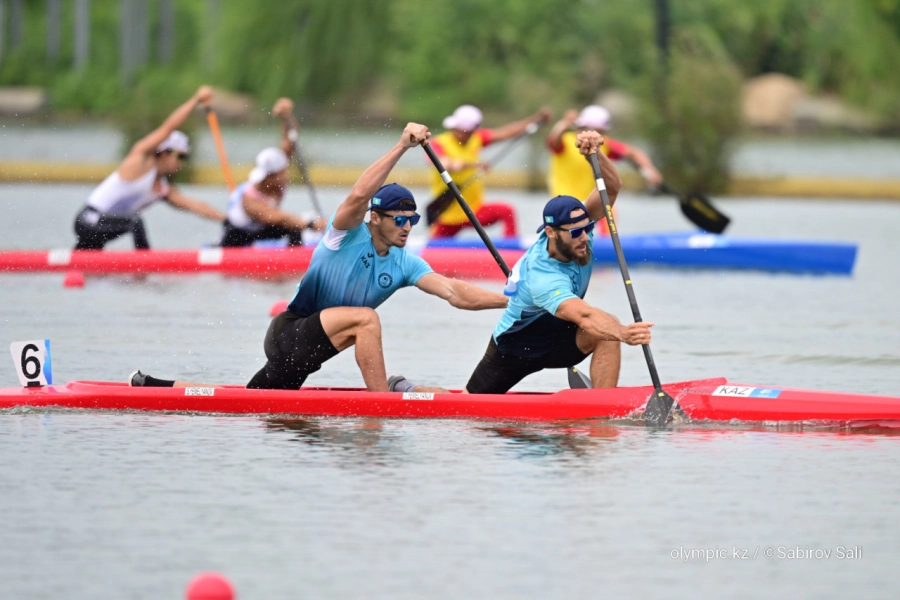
<box><xmin>552</xmin><ymin>235</ymin><xmax>592</xmax><ymax>266</ymax></box>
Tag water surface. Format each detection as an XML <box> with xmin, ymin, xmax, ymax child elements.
<box><xmin>1</xmin><ymin>183</ymin><xmax>899</xmax><ymax>598</ymax></box>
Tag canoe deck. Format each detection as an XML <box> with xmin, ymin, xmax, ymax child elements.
<box><xmin>2</xmin><ymin>378</ymin><xmax>898</xmax><ymax>424</ymax></box>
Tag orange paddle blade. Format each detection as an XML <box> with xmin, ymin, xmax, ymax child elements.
<box><xmin>205</xmin><ymin>107</ymin><xmax>236</xmax><ymax>192</ymax></box>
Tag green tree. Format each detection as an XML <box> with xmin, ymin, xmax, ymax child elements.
<box><xmin>215</xmin><ymin>0</ymin><xmax>389</xmax><ymax>107</ymax></box>
<box><xmin>641</xmin><ymin>31</ymin><xmax>743</xmax><ymax>194</ymax></box>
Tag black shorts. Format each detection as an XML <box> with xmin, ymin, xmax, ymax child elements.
<box><xmin>219</xmin><ymin>219</ymin><xmax>304</xmax><ymax>247</ymax></box>
<box><xmin>73</xmin><ymin>205</ymin><xmax>150</xmax><ymax>250</ymax></box>
<box><xmin>465</xmin><ymin>327</ymin><xmax>589</xmax><ymax>395</ymax></box>
<box><xmin>246</xmin><ymin>310</ymin><xmax>340</xmax><ymax>390</ymax></box>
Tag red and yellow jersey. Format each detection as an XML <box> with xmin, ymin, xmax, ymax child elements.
<box><xmin>547</xmin><ymin>131</ymin><xmax>630</xmax><ymax>235</ymax></box>
<box><xmin>429</xmin><ymin>129</ymin><xmax>494</xmax><ymax>225</ymax></box>
<box><xmin>547</xmin><ymin>131</ymin><xmax>629</xmax><ymax>199</ymax></box>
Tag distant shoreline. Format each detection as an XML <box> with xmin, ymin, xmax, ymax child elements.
<box><xmin>2</xmin><ymin>161</ymin><xmax>899</xmax><ymax>200</ymax></box>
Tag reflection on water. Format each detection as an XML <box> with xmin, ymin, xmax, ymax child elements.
<box><xmin>480</xmin><ymin>421</ymin><xmax>622</xmax><ymax>458</ymax></box>
<box><xmin>1</xmin><ymin>413</ymin><xmax>900</xmax><ymax>599</ymax></box>
<box><xmin>267</xmin><ymin>418</ymin><xmax>386</xmax><ymax>454</ymax></box>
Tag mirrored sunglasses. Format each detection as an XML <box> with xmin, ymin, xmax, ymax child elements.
<box><xmin>559</xmin><ymin>221</ymin><xmax>595</xmax><ymax>238</ymax></box>
<box><xmin>376</xmin><ymin>212</ymin><xmax>420</xmax><ymax>227</ymax></box>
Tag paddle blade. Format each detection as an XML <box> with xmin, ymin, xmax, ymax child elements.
<box><xmin>680</xmin><ymin>193</ymin><xmax>730</xmax><ymax>234</ymax></box>
<box><xmin>644</xmin><ymin>388</ymin><xmax>677</xmax><ymax>427</ymax></box>
<box><xmin>567</xmin><ymin>367</ymin><xmax>592</xmax><ymax>389</ymax></box>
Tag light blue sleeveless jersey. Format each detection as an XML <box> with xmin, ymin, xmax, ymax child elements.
<box><xmin>493</xmin><ymin>230</ymin><xmax>594</xmax><ymax>352</ymax></box>
<box><xmin>287</xmin><ymin>216</ymin><xmax>433</xmax><ymax>317</ymax></box>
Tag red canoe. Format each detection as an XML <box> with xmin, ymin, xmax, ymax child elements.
<box><xmin>0</xmin><ymin>247</ymin><xmax>518</xmax><ymax>280</ymax></box>
<box><xmin>2</xmin><ymin>379</ymin><xmax>899</xmax><ymax>425</ymax></box>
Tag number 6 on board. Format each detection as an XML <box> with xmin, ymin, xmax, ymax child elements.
<box><xmin>9</xmin><ymin>340</ymin><xmax>53</xmax><ymax>387</ymax></box>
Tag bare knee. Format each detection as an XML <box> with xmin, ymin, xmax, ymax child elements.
<box><xmin>358</xmin><ymin>308</ymin><xmax>380</xmax><ymax>328</ymax></box>
<box><xmin>321</xmin><ymin>307</ymin><xmax>382</xmax><ymax>351</ymax></box>
<box><xmin>355</xmin><ymin>308</ymin><xmax>381</xmax><ymax>335</ymax></box>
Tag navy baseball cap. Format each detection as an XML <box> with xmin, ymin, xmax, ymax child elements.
<box><xmin>536</xmin><ymin>195</ymin><xmax>589</xmax><ymax>233</ymax></box>
<box><xmin>370</xmin><ymin>183</ymin><xmax>417</xmax><ymax>212</ymax></box>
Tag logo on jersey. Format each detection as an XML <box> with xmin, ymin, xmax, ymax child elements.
<box><xmin>378</xmin><ymin>273</ymin><xmax>393</xmax><ymax>288</ymax></box>
<box><xmin>503</xmin><ymin>258</ymin><xmax>523</xmax><ymax>296</ymax></box>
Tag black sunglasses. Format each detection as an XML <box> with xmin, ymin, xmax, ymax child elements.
<box><xmin>556</xmin><ymin>221</ymin><xmax>595</xmax><ymax>238</ymax></box>
<box><xmin>375</xmin><ymin>211</ymin><xmax>421</xmax><ymax>227</ymax></box>
<box><xmin>166</xmin><ymin>149</ymin><xmax>189</xmax><ymax>160</ymax></box>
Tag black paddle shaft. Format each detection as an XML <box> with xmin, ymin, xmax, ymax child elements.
<box><xmin>456</xmin><ymin>122</ymin><xmax>539</xmax><ymax>192</ymax></box>
<box><xmin>423</xmin><ymin>142</ymin><xmax>511</xmax><ymax>278</ymax></box>
<box><xmin>589</xmin><ymin>153</ymin><xmax>664</xmax><ymax>389</ymax></box>
<box><xmin>425</xmin><ymin>122</ymin><xmax>538</xmax><ymax>225</ymax></box>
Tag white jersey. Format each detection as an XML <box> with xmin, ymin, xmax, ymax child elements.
<box><xmin>86</xmin><ymin>167</ymin><xmax>170</xmax><ymax>216</ymax></box>
<box><xmin>226</xmin><ymin>181</ymin><xmax>279</xmax><ymax>233</ymax></box>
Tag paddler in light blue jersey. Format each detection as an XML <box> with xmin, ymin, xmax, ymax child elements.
<box><xmin>285</xmin><ymin>183</ymin><xmax>433</xmax><ymax>317</ymax></box>
<box><xmin>130</xmin><ymin>123</ymin><xmax>508</xmax><ymax>392</ymax></box>
<box><xmin>462</xmin><ymin>130</ymin><xmax>654</xmax><ymax>394</ymax></box>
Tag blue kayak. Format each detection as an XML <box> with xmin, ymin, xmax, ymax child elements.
<box><xmin>425</xmin><ymin>231</ymin><xmax>857</xmax><ymax>275</ymax></box>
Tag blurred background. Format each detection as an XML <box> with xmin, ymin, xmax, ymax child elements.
<box><xmin>1</xmin><ymin>0</ymin><xmax>899</xmax><ymax>197</ymax></box>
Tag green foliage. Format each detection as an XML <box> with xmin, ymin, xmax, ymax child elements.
<box><xmin>214</xmin><ymin>0</ymin><xmax>389</xmax><ymax>108</ymax></box>
<box><xmin>641</xmin><ymin>33</ymin><xmax>743</xmax><ymax>194</ymax></box>
<box><xmin>387</xmin><ymin>0</ymin><xmax>585</xmax><ymax>122</ymax></box>
<box><xmin>1</xmin><ymin>0</ymin><xmax>899</xmax><ymax>126</ymax></box>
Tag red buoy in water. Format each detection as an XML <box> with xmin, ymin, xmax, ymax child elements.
<box><xmin>63</xmin><ymin>271</ymin><xmax>85</xmax><ymax>288</ymax></box>
<box><xmin>269</xmin><ymin>299</ymin><xmax>288</xmax><ymax>316</ymax></box>
<box><xmin>185</xmin><ymin>572</ymin><xmax>234</xmax><ymax>600</ymax></box>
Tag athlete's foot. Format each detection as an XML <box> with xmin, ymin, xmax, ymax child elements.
<box><xmin>387</xmin><ymin>373</ymin><xmax>417</xmax><ymax>393</ymax></box>
<box><xmin>129</xmin><ymin>370</ymin><xmax>148</xmax><ymax>387</ymax></box>
<box><xmin>128</xmin><ymin>370</ymin><xmax>176</xmax><ymax>388</ymax></box>
<box><xmin>388</xmin><ymin>374</ymin><xmax>448</xmax><ymax>394</ymax></box>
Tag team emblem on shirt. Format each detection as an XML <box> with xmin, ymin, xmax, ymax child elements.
<box><xmin>378</xmin><ymin>273</ymin><xmax>393</xmax><ymax>288</ymax></box>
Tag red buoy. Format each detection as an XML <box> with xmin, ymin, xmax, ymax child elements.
<box><xmin>63</xmin><ymin>271</ymin><xmax>85</xmax><ymax>288</ymax></box>
<box><xmin>185</xmin><ymin>572</ymin><xmax>234</xmax><ymax>600</ymax></box>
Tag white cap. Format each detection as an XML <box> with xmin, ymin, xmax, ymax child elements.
<box><xmin>442</xmin><ymin>105</ymin><xmax>483</xmax><ymax>132</ymax></box>
<box><xmin>249</xmin><ymin>147</ymin><xmax>290</xmax><ymax>184</ymax></box>
<box><xmin>574</xmin><ymin>105</ymin><xmax>612</xmax><ymax>130</ymax></box>
<box><xmin>156</xmin><ymin>130</ymin><xmax>190</xmax><ymax>154</ymax></box>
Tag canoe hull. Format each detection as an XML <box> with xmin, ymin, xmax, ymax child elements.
<box><xmin>2</xmin><ymin>378</ymin><xmax>898</xmax><ymax>424</ymax></box>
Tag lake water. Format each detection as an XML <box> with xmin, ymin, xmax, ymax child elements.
<box><xmin>1</xmin><ymin>180</ymin><xmax>899</xmax><ymax>599</ymax></box>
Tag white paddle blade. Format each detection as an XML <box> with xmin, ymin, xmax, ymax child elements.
<box><xmin>9</xmin><ymin>339</ymin><xmax>53</xmax><ymax>387</ymax></box>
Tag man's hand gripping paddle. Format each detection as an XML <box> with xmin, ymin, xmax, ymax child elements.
<box><xmin>587</xmin><ymin>150</ymin><xmax>680</xmax><ymax>427</ymax></box>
